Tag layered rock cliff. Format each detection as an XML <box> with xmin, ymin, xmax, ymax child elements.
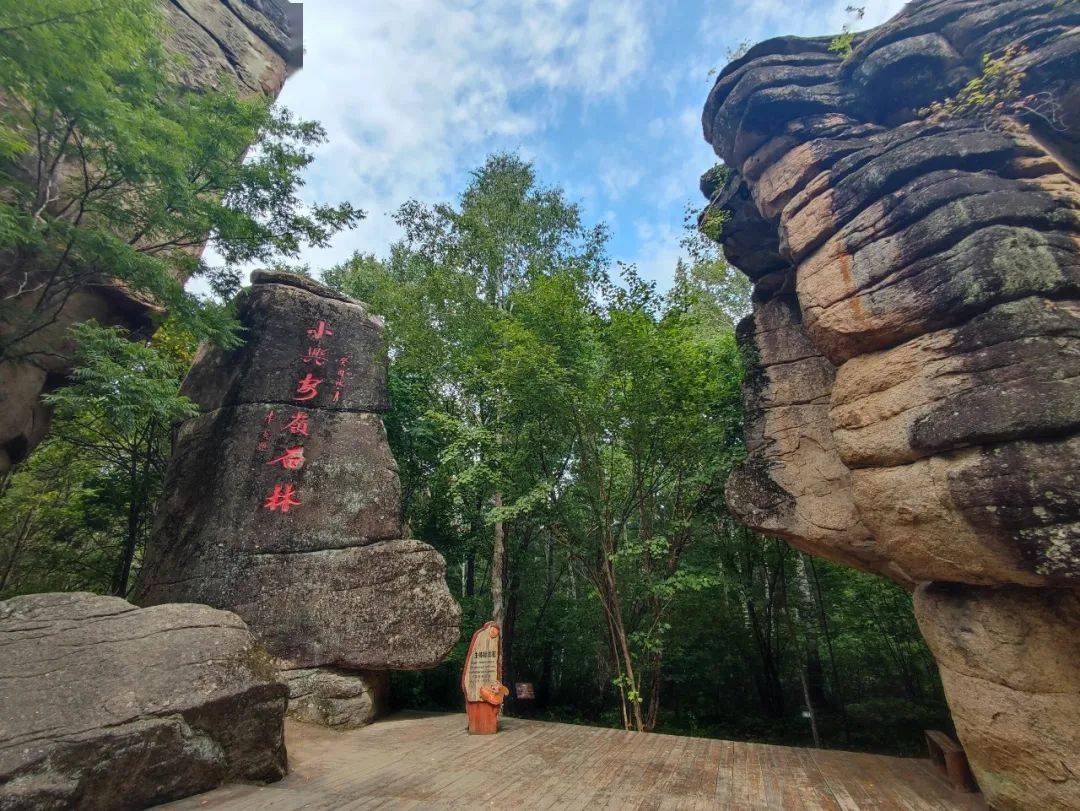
<box><xmin>135</xmin><ymin>272</ymin><xmax>461</xmax><ymax>727</ymax></box>
<box><xmin>703</xmin><ymin>1</ymin><xmax>1079</xmax><ymax>807</ymax></box>
<box><xmin>0</xmin><ymin>0</ymin><xmax>302</xmax><ymax>475</ymax></box>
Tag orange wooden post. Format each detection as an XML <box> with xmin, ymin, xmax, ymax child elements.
<box><xmin>461</xmin><ymin>622</ymin><xmax>509</xmax><ymax>734</ymax></box>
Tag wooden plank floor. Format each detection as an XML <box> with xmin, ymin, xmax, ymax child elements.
<box><xmin>163</xmin><ymin>712</ymin><xmax>988</xmax><ymax>810</ymax></box>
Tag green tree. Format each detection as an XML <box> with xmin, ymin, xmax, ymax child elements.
<box><xmin>329</xmin><ymin>154</ymin><xmax>750</xmax><ymax>733</ymax></box>
<box><xmin>0</xmin><ymin>320</ymin><xmax>195</xmax><ymax>597</ymax></box>
<box><xmin>329</xmin><ymin>153</ymin><xmax>606</xmax><ymax>641</ymax></box>
<box><xmin>0</xmin><ymin>0</ymin><xmax>362</xmax><ymax>361</ymax></box>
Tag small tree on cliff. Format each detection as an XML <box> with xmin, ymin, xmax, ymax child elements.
<box><xmin>0</xmin><ymin>0</ymin><xmax>362</xmax><ymax>361</ymax></box>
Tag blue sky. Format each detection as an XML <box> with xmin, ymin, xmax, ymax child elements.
<box><xmin>242</xmin><ymin>0</ymin><xmax>907</xmax><ymax>290</ymax></box>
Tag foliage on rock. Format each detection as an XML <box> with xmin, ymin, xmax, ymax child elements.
<box><xmin>0</xmin><ymin>0</ymin><xmax>361</xmax><ymax>361</ymax></box>
<box><xmin>919</xmin><ymin>45</ymin><xmax>1063</xmax><ymax>130</ymax></box>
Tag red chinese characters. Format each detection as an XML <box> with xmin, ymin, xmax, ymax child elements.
<box><xmin>306</xmin><ymin>320</ymin><xmax>334</xmax><ymax>341</ymax></box>
<box><xmin>285</xmin><ymin>410</ymin><xmax>309</xmax><ymax>437</ymax></box>
<box><xmin>294</xmin><ymin>373</ymin><xmax>323</xmax><ymax>402</ymax></box>
<box><xmin>267</xmin><ymin>446</ymin><xmax>305</xmax><ymax>470</ymax></box>
<box><xmin>302</xmin><ymin>345</ymin><xmax>329</xmax><ymax>366</ymax></box>
<box><xmin>332</xmin><ymin>355</ymin><xmax>349</xmax><ymax>403</ymax></box>
<box><xmin>257</xmin><ymin>409</ymin><xmax>277</xmax><ymax>450</ymax></box>
<box><xmin>260</xmin><ymin>318</ymin><xmax>344</xmax><ymax>514</ymax></box>
<box><xmin>264</xmin><ymin>483</ymin><xmax>301</xmax><ymax>513</ymax></box>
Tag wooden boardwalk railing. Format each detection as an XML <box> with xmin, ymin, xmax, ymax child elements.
<box><xmin>163</xmin><ymin>711</ymin><xmax>988</xmax><ymax>809</ymax></box>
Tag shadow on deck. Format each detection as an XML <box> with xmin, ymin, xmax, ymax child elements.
<box><xmin>162</xmin><ymin>711</ymin><xmax>987</xmax><ymax>809</ymax></box>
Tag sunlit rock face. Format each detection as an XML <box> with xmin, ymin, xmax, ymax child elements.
<box><xmin>136</xmin><ymin>272</ymin><xmax>461</xmax><ymax>726</ymax></box>
<box><xmin>0</xmin><ymin>0</ymin><xmax>301</xmax><ymax>475</ymax></box>
<box><xmin>703</xmin><ymin>1</ymin><xmax>1079</xmax><ymax>807</ymax></box>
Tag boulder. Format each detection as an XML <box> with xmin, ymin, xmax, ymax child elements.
<box><xmin>282</xmin><ymin>668</ymin><xmax>388</xmax><ymax>729</ymax></box>
<box><xmin>142</xmin><ymin>539</ymin><xmax>461</xmax><ymax>671</ymax></box>
<box><xmin>136</xmin><ymin>272</ymin><xmax>460</xmax><ymax>721</ymax></box>
<box><xmin>0</xmin><ymin>592</ymin><xmax>287</xmax><ymax>810</ymax></box>
<box><xmin>705</xmin><ymin>0</ymin><xmax>1080</xmax><ymax>806</ymax></box>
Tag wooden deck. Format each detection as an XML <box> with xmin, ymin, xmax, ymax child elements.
<box><xmin>164</xmin><ymin>712</ymin><xmax>987</xmax><ymax>809</ymax></box>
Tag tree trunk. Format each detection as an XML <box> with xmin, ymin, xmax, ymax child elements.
<box><xmin>0</xmin><ymin>509</ymin><xmax>34</xmax><ymax>593</ymax></box>
<box><xmin>491</xmin><ymin>492</ymin><xmax>505</xmax><ymax>629</ymax></box>
<box><xmin>746</xmin><ymin>598</ymin><xmax>785</xmax><ymax>717</ymax></box>
<box><xmin>601</xmin><ymin>555</ymin><xmax>643</xmax><ymax>731</ymax></box>
<box><xmin>503</xmin><ymin>568</ymin><xmax>521</xmax><ymax>698</ymax></box>
<box><xmin>807</xmin><ymin>556</ymin><xmax>851</xmax><ymax>743</ymax></box>
<box><xmin>644</xmin><ymin>658</ymin><xmax>662</xmax><ymax>731</ymax></box>
<box><xmin>465</xmin><ymin>552</ymin><xmax>475</xmax><ymax>597</ymax></box>
<box><xmin>602</xmin><ymin>604</ymin><xmax>631</xmax><ymax>730</ymax></box>
<box><xmin>800</xmin><ymin>670</ymin><xmax>822</xmax><ymax>747</ymax></box>
<box><xmin>536</xmin><ymin>535</ymin><xmax>556</xmax><ymax>710</ymax></box>
<box><xmin>110</xmin><ymin>450</ymin><xmax>141</xmax><ymax>597</ymax></box>
<box><xmin>795</xmin><ymin>555</ymin><xmax>829</xmax><ymax>710</ymax></box>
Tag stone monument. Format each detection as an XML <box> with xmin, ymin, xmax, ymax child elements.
<box><xmin>136</xmin><ymin>271</ymin><xmax>460</xmax><ymax>727</ymax></box>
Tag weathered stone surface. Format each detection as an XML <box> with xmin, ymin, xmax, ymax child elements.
<box><xmin>711</xmin><ymin>0</ymin><xmax>1080</xmax><ymax>590</ymax></box>
<box><xmin>137</xmin><ymin>272</ymin><xmax>460</xmax><ymax>714</ymax></box>
<box><xmin>0</xmin><ymin>1</ymin><xmax>302</xmax><ymax>476</ymax></box>
<box><xmin>283</xmin><ymin>668</ymin><xmax>388</xmax><ymax>729</ymax></box>
<box><xmin>914</xmin><ymin>584</ymin><xmax>1080</xmax><ymax>811</ymax></box>
<box><xmin>182</xmin><ymin>274</ymin><xmax>388</xmax><ymax>414</ymax></box>
<box><xmin>140</xmin><ymin>539</ymin><xmax>460</xmax><ymax>670</ymax></box>
<box><xmin>164</xmin><ymin>0</ymin><xmax>292</xmax><ymax>95</ymax></box>
<box><xmin>0</xmin><ymin>592</ymin><xmax>287</xmax><ymax>810</ymax></box>
<box><xmin>725</xmin><ymin>295</ymin><xmax>891</xmax><ymax>578</ymax></box>
<box><xmin>831</xmin><ymin>297</ymin><xmax>1080</xmax><ymax>468</ymax></box>
<box><xmin>850</xmin><ymin>447</ymin><xmax>1055</xmax><ymax>587</ymax></box>
<box><xmin>152</xmin><ymin>405</ymin><xmax>402</xmax><ymax>555</ymax></box>
<box><xmin>708</xmin><ymin>1</ymin><xmax>1079</xmax><ymax>805</ymax></box>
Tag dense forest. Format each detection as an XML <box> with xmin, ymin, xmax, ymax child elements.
<box><xmin>0</xmin><ymin>0</ymin><xmax>950</xmax><ymax>757</ymax></box>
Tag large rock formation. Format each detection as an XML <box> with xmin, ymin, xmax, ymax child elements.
<box><xmin>0</xmin><ymin>592</ymin><xmax>287</xmax><ymax>810</ymax></box>
<box><xmin>135</xmin><ymin>271</ymin><xmax>461</xmax><ymax>726</ymax></box>
<box><xmin>703</xmin><ymin>1</ymin><xmax>1079</xmax><ymax>807</ymax></box>
<box><xmin>0</xmin><ymin>0</ymin><xmax>302</xmax><ymax>475</ymax></box>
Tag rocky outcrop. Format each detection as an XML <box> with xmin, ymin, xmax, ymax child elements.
<box><xmin>0</xmin><ymin>0</ymin><xmax>302</xmax><ymax>475</ymax></box>
<box><xmin>0</xmin><ymin>592</ymin><xmax>287</xmax><ymax>810</ymax></box>
<box><xmin>703</xmin><ymin>1</ymin><xmax>1079</xmax><ymax>807</ymax></box>
<box><xmin>164</xmin><ymin>0</ymin><xmax>302</xmax><ymax>94</ymax></box>
<box><xmin>135</xmin><ymin>272</ymin><xmax>461</xmax><ymax>726</ymax></box>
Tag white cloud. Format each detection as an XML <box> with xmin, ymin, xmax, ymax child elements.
<box><xmin>197</xmin><ymin>0</ymin><xmax>651</xmax><ymax>289</ymax></box>
<box><xmin>628</xmin><ymin>218</ymin><xmax>685</xmax><ymax>284</ymax></box>
<box><xmin>598</xmin><ymin>151</ymin><xmax>644</xmax><ymax>201</ymax></box>
<box><xmin>703</xmin><ymin>0</ymin><xmax>908</xmax><ymax>47</ymax></box>
<box><xmin>194</xmin><ymin>0</ymin><xmax>917</xmax><ymax>297</ymax></box>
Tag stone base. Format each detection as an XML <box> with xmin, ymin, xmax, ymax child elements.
<box><xmin>282</xmin><ymin>667</ymin><xmax>388</xmax><ymax>729</ymax></box>
<box><xmin>914</xmin><ymin>583</ymin><xmax>1080</xmax><ymax>811</ymax></box>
